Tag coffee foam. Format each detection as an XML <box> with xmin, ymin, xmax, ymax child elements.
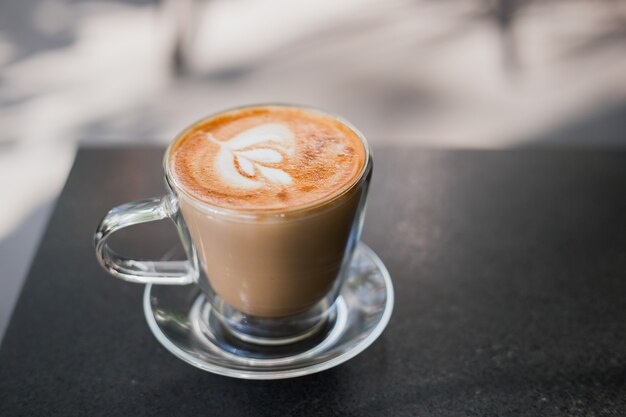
<box><xmin>169</xmin><ymin>106</ymin><xmax>366</xmax><ymax>210</ymax></box>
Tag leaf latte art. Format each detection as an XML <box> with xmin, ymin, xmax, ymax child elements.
<box><xmin>169</xmin><ymin>106</ymin><xmax>366</xmax><ymax>210</ymax></box>
<box><xmin>208</xmin><ymin>123</ymin><xmax>295</xmax><ymax>189</ymax></box>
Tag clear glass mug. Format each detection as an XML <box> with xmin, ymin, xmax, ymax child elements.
<box><xmin>94</xmin><ymin>105</ymin><xmax>372</xmax><ymax>346</ymax></box>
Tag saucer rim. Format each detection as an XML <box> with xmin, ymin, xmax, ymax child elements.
<box><xmin>143</xmin><ymin>243</ymin><xmax>394</xmax><ymax>380</ymax></box>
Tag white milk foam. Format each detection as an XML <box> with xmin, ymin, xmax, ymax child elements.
<box><xmin>208</xmin><ymin>123</ymin><xmax>295</xmax><ymax>189</ymax></box>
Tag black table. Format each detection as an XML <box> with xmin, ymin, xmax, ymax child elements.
<box><xmin>1</xmin><ymin>147</ymin><xmax>625</xmax><ymax>416</ymax></box>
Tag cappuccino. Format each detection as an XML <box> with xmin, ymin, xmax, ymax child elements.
<box><xmin>169</xmin><ymin>106</ymin><xmax>365</xmax><ymax>210</ymax></box>
<box><xmin>168</xmin><ymin>106</ymin><xmax>369</xmax><ymax>317</ymax></box>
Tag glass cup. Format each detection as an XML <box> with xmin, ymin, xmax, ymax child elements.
<box><xmin>94</xmin><ymin>104</ymin><xmax>372</xmax><ymax>348</ymax></box>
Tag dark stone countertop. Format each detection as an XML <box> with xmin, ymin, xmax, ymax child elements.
<box><xmin>1</xmin><ymin>147</ymin><xmax>625</xmax><ymax>416</ymax></box>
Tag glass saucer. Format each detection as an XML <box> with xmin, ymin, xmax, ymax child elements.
<box><xmin>143</xmin><ymin>243</ymin><xmax>394</xmax><ymax>380</ymax></box>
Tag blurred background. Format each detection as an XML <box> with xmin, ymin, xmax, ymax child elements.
<box><xmin>0</xmin><ymin>0</ymin><xmax>625</xmax><ymax>340</ymax></box>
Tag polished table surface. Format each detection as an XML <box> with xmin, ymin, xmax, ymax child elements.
<box><xmin>1</xmin><ymin>147</ymin><xmax>625</xmax><ymax>416</ymax></box>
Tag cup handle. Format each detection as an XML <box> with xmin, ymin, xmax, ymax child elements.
<box><xmin>94</xmin><ymin>196</ymin><xmax>195</xmax><ymax>285</ymax></box>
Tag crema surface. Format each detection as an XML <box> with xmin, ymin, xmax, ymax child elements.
<box><xmin>169</xmin><ymin>106</ymin><xmax>366</xmax><ymax>210</ymax></box>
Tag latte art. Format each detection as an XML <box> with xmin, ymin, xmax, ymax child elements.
<box><xmin>169</xmin><ymin>106</ymin><xmax>366</xmax><ymax>210</ymax></box>
<box><xmin>208</xmin><ymin>123</ymin><xmax>295</xmax><ymax>189</ymax></box>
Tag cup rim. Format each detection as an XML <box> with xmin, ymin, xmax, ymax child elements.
<box><xmin>163</xmin><ymin>103</ymin><xmax>372</xmax><ymax>218</ymax></box>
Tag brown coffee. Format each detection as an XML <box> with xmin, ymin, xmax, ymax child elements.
<box><xmin>168</xmin><ymin>106</ymin><xmax>368</xmax><ymax>317</ymax></box>
<box><xmin>169</xmin><ymin>106</ymin><xmax>365</xmax><ymax>210</ymax></box>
